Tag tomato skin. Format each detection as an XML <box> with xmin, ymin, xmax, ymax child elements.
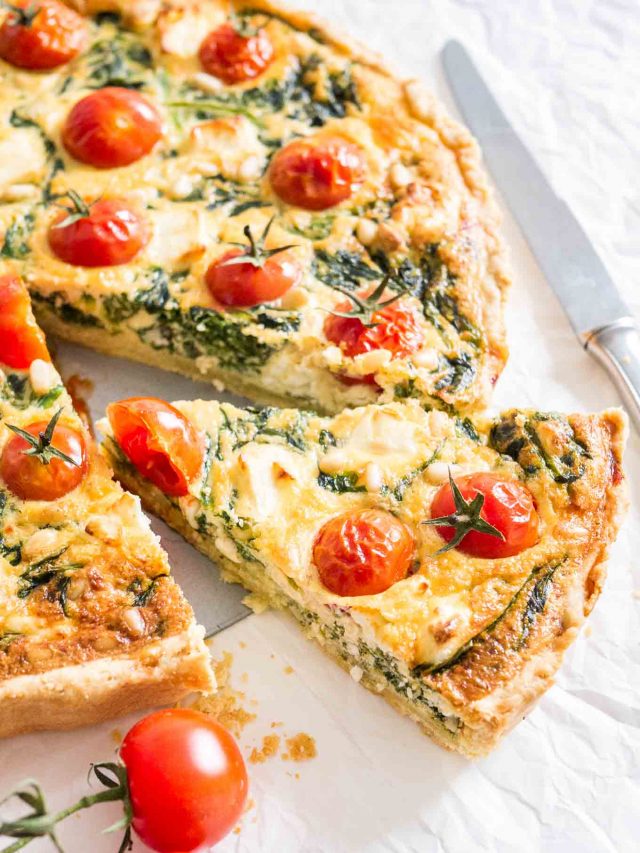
<box><xmin>48</xmin><ymin>199</ymin><xmax>149</xmax><ymax>267</ymax></box>
<box><xmin>107</xmin><ymin>397</ymin><xmax>205</xmax><ymax>497</ymax></box>
<box><xmin>199</xmin><ymin>21</ymin><xmax>274</xmax><ymax>84</ymax></box>
<box><xmin>324</xmin><ymin>293</ymin><xmax>425</xmax><ymax>388</ymax></box>
<box><xmin>1</xmin><ymin>418</ymin><xmax>88</xmax><ymax>501</ymax></box>
<box><xmin>205</xmin><ymin>248</ymin><xmax>301</xmax><ymax>307</ymax></box>
<box><xmin>313</xmin><ymin>508</ymin><xmax>415</xmax><ymax>596</ymax></box>
<box><xmin>0</xmin><ymin>274</ymin><xmax>50</xmax><ymax>369</ymax></box>
<box><xmin>0</xmin><ymin>0</ymin><xmax>87</xmax><ymax>70</ymax></box>
<box><xmin>430</xmin><ymin>473</ymin><xmax>539</xmax><ymax>559</ymax></box>
<box><xmin>62</xmin><ymin>87</ymin><xmax>162</xmax><ymax>168</ymax></box>
<box><xmin>270</xmin><ymin>136</ymin><xmax>365</xmax><ymax>210</ymax></box>
<box><xmin>121</xmin><ymin>709</ymin><xmax>248</xmax><ymax>853</ymax></box>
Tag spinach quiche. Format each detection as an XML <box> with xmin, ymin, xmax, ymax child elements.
<box><xmin>99</xmin><ymin>394</ymin><xmax>628</xmax><ymax>756</ymax></box>
<box><xmin>0</xmin><ymin>0</ymin><xmax>508</xmax><ymax>415</ymax></box>
<box><xmin>0</xmin><ymin>273</ymin><xmax>213</xmax><ymax>738</ymax></box>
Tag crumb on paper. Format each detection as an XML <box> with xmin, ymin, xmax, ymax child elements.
<box><xmin>584</xmin><ymin>625</ymin><xmax>593</xmax><ymax>637</ymax></box>
<box><xmin>191</xmin><ymin>651</ymin><xmax>256</xmax><ymax>737</ymax></box>
<box><xmin>233</xmin><ymin>826</ymin><xmax>241</xmax><ymax>835</ymax></box>
<box><xmin>110</xmin><ymin>728</ymin><xmax>123</xmax><ymax>746</ymax></box>
<box><xmin>249</xmin><ymin>734</ymin><xmax>281</xmax><ymax>764</ymax></box>
<box><xmin>284</xmin><ymin>665</ymin><xmax>294</xmax><ymax>675</ymax></box>
<box><xmin>282</xmin><ymin>733</ymin><xmax>317</xmax><ymax>762</ymax></box>
<box><xmin>271</xmin><ymin>721</ymin><xmax>283</xmax><ymax>728</ymax></box>
<box><xmin>245</xmin><ymin>798</ymin><xmax>255</xmax><ymax>814</ymax></box>
<box><xmin>241</xmin><ymin>672</ymin><xmax>249</xmax><ymax>684</ymax></box>
<box><xmin>239</xmin><ymin>641</ymin><xmax>247</xmax><ymax>649</ymax></box>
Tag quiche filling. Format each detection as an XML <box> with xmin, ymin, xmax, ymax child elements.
<box><xmin>100</xmin><ymin>398</ymin><xmax>626</xmax><ymax>752</ymax></box>
<box><xmin>0</xmin><ymin>1</ymin><xmax>508</xmax><ymax>414</ymax></box>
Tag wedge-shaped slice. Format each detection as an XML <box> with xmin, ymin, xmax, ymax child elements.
<box><xmin>100</xmin><ymin>396</ymin><xmax>627</xmax><ymax>756</ymax></box>
<box><xmin>3</xmin><ymin>1</ymin><xmax>508</xmax><ymax>414</ymax></box>
<box><xmin>0</xmin><ymin>274</ymin><xmax>213</xmax><ymax>738</ymax></box>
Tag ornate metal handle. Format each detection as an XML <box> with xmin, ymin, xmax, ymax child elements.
<box><xmin>584</xmin><ymin>317</ymin><xmax>640</xmax><ymax>432</ymax></box>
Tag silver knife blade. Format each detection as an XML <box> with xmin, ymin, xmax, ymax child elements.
<box><xmin>441</xmin><ymin>39</ymin><xmax>631</xmax><ymax>339</ymax></box>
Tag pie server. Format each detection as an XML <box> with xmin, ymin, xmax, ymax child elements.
<box><xmin>442</xmin><ymin>40</ymin><xmax>640</xmax><ymax>432</ymax></box>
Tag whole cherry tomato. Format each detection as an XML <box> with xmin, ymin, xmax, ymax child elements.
<box><xmin>199</xmin><ymin>21</ymin><xmax>274</xmax><ymax>84</ymax></box>
<box><xmin>324</xmin><ymin>294</ymin><xmax>425</xmax><ymax>360</ymax></box>
<box><xmin>0</xmin><ymin>0</ymin><xmax>87</xmax><ymax>70</ymax></box>
<box><xmin>107</xmin><ymin>397</ymin><xmax>205</xmax><ymax>497</ymax></box>
<box><xmin>1</xmin><ymin>412</ymin><xmax>88</xmax><ymax>501</ymax></box>
<box><xmin>313</xmin><ymin>507</ymin><xmax>415</xmax><ymax>596</ymax></box>
<box><xmin>48</xmin><ymin>196</ymin><xmax>149</xmax><ymax>267</ymax></box>
<box><xmin>120</xmin><ymin>709</ymin><xmax>249</xmax><ymax>852</ymax></box>
<box><xmin>0</xmin><ymin>274</ymin><xmax>50</xmax><ymax>369</ymax></box>
<box><xmin>207</xmin><ymin>247</ymin><xmax>301</xmax><ymax>306</ymax></box>
<box><xmin>270</xmin><ymin>136</ymin><xmax>365</xmax><ymax>210</ymax></box>
<box><xmin>62</xmin><ymin>87</ymin><xmax>162</xmax><ymax>168</ymax></box>
<box><xmin>429</xmin><ymin>472</ymin><xmax>539</xmax><ymax>559</ymax></box>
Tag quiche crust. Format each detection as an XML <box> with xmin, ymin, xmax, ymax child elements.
<box><xmin>101</xmin><ymin>401</ymin><xmax>627</xmax><ymax>756</ymax></box>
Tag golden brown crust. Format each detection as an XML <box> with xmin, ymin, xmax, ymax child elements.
<box><xmin>0</xmin><ymin>625</ymin><xmax>213</xmax><ymax>738</ymax></box>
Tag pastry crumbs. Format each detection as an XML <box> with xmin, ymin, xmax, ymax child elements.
<box><xmin>284</xmin><ymin>665</ymin><xmax>294</xmax><ymax>674</ymax></box>
<box><xmin>191</xmin><ymin>651</ymin><xmax>256</xmax><ymax>737</ymax></box>
<box><xmin>249</xmin><ymin>734</ymin><xmax>281</xmax><ymax>764</ymax></box>
<box><xmin>282</xmin><ymin>733</ymin><xmax>317</xmax><ymax>762</ymax></box>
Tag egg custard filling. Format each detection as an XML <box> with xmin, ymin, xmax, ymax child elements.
<box><xmin>0</xmin><ymin>276</ymin><xmax>213</xmax><ymax>738</ymax></box>
<box><xmin>0</xmin><ymin>0</ymin><xmax>508</xmax><ymax>415</ymax></box>
<box><xmin>100</xmin><ymin>396</ymin><xmax>627</xmax><ymax>755</ymax></box>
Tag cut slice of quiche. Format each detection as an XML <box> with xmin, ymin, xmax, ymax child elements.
<box><xmin>0</xmin><ymin>273</ymin><xmax>213</xmax><ymax>738</ymax></box>
<box><xmin>1</xmin><ymin>0</ymin><xmax>508</xmax><ymax>415</ymax></box>
<box><xmin>99</xmin><ymin>395</ymin><xmax>628</xmax><ymax>756</ymax></box>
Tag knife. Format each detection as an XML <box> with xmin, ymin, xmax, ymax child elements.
<box><xmin>442</xmin><ymin>40</ymin><xmax>640</xmax><ymax>431</ymax></box>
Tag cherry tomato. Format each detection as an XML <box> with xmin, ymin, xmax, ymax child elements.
<box><xmin>199</xmin><ymin>21</ymin><xmax>274</xmax><ymax>84</ymax></box>
<box><xmin>429</xmin><ymin>472</ymin><xmax>539</xmax><ymax>559</ymax></box>
<box><xmin>270</xmin><ymin>136</ymin><xmax>365</xmax><ymax>210</ymax></box>
<box><xmin>206</xmin><ymin>248</ymin><xmax>301</xmax><ymax>307</ymax></box>
<box><xmin>324</xmin><ymin>292</ymin><xmax>425</xmax><ymax>378</ymax></box>
<box><xmin>107</xmin><ymin>397</ymin><xmax>205</xmax><ymax>497</ymax></box>
<box><xmin>121</xmin><ymin>709</ymin><xmax>248</xmax><ymax>853</ymax></box>
<box><xmin>0</xmin><ymin>0</ymin><xmax>87</xmax><ymax>70</ymax></box>
<box><xmin>48</xmin><ymin>198</ymin><xmax>149</xmax><ymax>267</ymax></box>
<box><xmin>1</xmin><ymin>417</ymin><xmax>88</xmax><ymax>501</ymax></box>
<box><xmin>62</xmin><ymin>87</ymin><xmax>162</xmax><ymax>168</ymax></box>
<box><xmin>0</xmin><ymin>274</ymin><xmax>50</xmax><ymax>369</ymax></box>
<box><xmin>313</xmin><ymin>507</ymin><xmax>415</xmax><ymax>596</ymax></box>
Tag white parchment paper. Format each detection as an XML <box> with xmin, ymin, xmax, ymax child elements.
<box><xmin>2</xmin><ymin>1</ymin><xmax>639</xmax><ymax>850</ymax></box>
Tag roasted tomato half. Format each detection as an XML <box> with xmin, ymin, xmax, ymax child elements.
<box><xmin>48</xmin><ymin>196</ymin><xmax>150</xmax><ymax>267</ymax></box>
<box><xmin>62</xmin><ymin>87</ymin><xmax>162</xmax><ymax>168</ymax></box>
<box><xmin>313</xmin><ymin>507</ymin><xmax>415</xmax><ymax>596</ymax></box>
<box><xmin>107</xmin><ymin>397</ymin><xmax>205</xmax><ymax>497</ymax></box>
<box><xmin>0</xmin><ymin>274</ymin><xmax>50</xmax><ymax>369</ymax></box>
<box><xmin>270</xmin><ymin>136</ymin><xmax>365</xmax><ymax>210</ymax></box>
<box><xmin>0</xmin><ymin>0</ymin><xmax>87</xmax><ymax>70</ymax></box>
<box><xmin>429</xmin><ymin>472</ymin><xmax>539</xmax><ymax>559</ymax></box>
<box><xmin>199</xmin><ymin>21</ymin><xmax>274</xmax><ymax>84</ymax></box>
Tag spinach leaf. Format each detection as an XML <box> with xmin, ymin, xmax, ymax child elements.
<box><xmin>434</xmin><ymin>353</ymin><xmax>476</xmax><ymax>394</ymax></box>
<box><xmin>313</xmin><ymin>249</ymin><xmax>380</xmax><ymax>291</ymax></box>
<box><xmin>317</xmin><ymin>471</ymin><xmax>365</xmax><ymax>493</ymax></box>
<box><xmin>86</xmin><ymin>31</ymin><xmax>153</xmax><ymax>89</ymax></box>
<box><xmin>1</xmin><ymin>212</ymin><xmax>35</xmax><ymax>259</ymax></box>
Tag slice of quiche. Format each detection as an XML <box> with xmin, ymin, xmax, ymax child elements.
<box><xmin>1</xmin><ymin>0</ymin><xmax>508</xmax><ymax>415</ymax></box>
<box><xmin>0</xmin><ymin>273</ymin><xmax>213</xmax><ymax>738</ymax></box>
<box><xmin>99</xmin><ymin>395</ymin><xmax>628</xmax><ymax>756</ymax></box>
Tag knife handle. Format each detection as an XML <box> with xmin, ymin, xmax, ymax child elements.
<box><xmin>585</xmin><ymin>317</ymin><xmax>640</xmax><ymax>431</ymax></box>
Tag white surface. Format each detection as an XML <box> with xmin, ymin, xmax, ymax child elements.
<box><xmin>3</xmin><ymin>1</ymin><xmax>640</xmax><ymax>851</ymax></box>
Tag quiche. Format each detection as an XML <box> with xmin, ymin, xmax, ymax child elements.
<box><xmin>99</xmin><ymin>395</ymin><xmax>628</xmax><ymax>756</ymax></box>
<box><xmin>0</xmin><ymin>0</ymin><xmax>508</xmax><ymax>416</ymax></box>
<box><xmin>0</xmin><ymin>273</ymin><xmax>213</xmax><ymax>738</ymax></box>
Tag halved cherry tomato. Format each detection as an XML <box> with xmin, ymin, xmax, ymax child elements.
<box><xmin>270</xmin><ymin>136</ymin><xmax>365</xmax><ymax>210</ymax></box>
<box><xmin>0</xmin><ymin>0</ymin><xmax>87</xmax><ymax>70</ymax></box>
<box><xmin>107</xmin><ymin>397</ymin><xmax>205</xmax><ymax>497</ymax></box>
<box><xmin>121</xmin><ymin>709</ymin><xmax>248</xmax><ymax>853</ymax></box>
<box><xmin>324</xmin><ymin>292</ymin><xmax>425</xmax><ymax>362</ymax></box>
<box><xmin>1</xmin><ymin>416</ymin><xmax>88</xmax><ymax>501</ymax></box>
<box><xmin>429</xmin><ymin>472</ymin><xmax>539</xmax><ymax>559</ymax></box>
<box><xmin>0</xmin><ymin>274</ymin><xmax>50</xmax><ymax>369</ymax></box>
<box><xmin>206</xmin><ymin>248</ymin><xmax>300</xmax><ymax>307</ymax></box>
<box><xmin>313</xmin><ymin>507</ymin><xmax>415</xmax><ymax>596</ymax></box>
<box><xmin>199</xmin><ymin>21</ymin><xmax>274</xmax><ymax>84</ymax></box>
<box><xmin>48</xmin><ymin>198</ymin><xmax>150</xmax><ymax>267</ymax></box>
<box><xmin>62</xmin><ymin>87</ymin><xmax>162</xmax><ymax>168</ymax></box>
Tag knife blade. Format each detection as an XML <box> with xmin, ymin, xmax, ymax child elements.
<box><xmin>442</xmin><ymin>39</ymin><xmax>640</xmax><ymax>430</ymax></box>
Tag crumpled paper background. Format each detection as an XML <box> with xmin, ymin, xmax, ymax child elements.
<box><xmin>3</xmin><ymin>1</ymin><xmax>639</xmax><ymax>850</ymax></box>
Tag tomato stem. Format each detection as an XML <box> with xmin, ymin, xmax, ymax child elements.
<box><xmin>4</xmin><ymin>3</ymin><xmax>41</xmax><ymax>28</ymax></box>
<box><xmin>221</xmin><ymin>217</ymin><xmax>297</xmax><ymax>270</ymax></box>
<box><xmin>5</xmin><ymin>408</ymin><xmax>80</xmax><ymax>467</ymax></box>
<box><xmin>328</xmin><ymin>275</ymin><xmax>405</xmax><ymax>328</ymax></box>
